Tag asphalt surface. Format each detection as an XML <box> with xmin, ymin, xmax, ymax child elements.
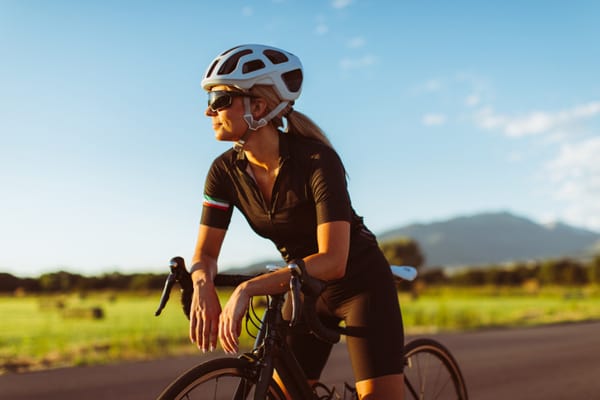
<box><xmin>1</xmin><ymin>321</ymin><xmax>599</xmax><ymax>399</ymax></box>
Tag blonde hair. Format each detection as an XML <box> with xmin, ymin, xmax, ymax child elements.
<box><xmin>248</xmin><ymin>85</ymin><xmax>333</xmax><ymax>148</ymax></box>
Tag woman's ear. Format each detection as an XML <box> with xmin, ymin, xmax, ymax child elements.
<box><xmin>251</xmin><ymin>98</ymin><xmax>268</xmax><ymax>118</ymax></box>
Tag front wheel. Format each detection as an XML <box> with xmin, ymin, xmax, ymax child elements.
<box><xmin>404</xmin><ymin>338</ymin><xmax>469</xmax><ymax>400</ymax></box>
<box><xmin>156</xmin><ymin>357</ymin><xmax>286</xmax><ymax>400</ymax></box>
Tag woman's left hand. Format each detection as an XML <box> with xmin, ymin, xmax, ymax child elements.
<box><xmin>218</xmin><ymin>284</ymin><xmax>250</xmax><ymax>353</ymax></box>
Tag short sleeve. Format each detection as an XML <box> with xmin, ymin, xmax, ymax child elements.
<box><xmin>310</xmin><ymin>147</ymin><xmax>352</xmax><ymax>224</ymax></box>
<box><xmin>200</xmin><ymin>158</ymin><xmax>234</xmax><ymax>229</ymax></box>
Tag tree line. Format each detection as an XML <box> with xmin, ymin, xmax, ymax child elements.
<box><xmin>2</xmin><ymin>238</ymin><xmax>600</xmax><ymax>293</ymax></box>
<box><xmin>380</xmin><ymin>238</ymin><xmax>600</xmax><ymax>287</ymax></box>
<box><xmin>0</xmin><ymin>271</ymin><xmax>166</xmax><ymax>293</ymax></box>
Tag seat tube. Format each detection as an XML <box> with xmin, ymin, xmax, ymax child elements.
<box><xmin>253</xmin><ymin>294</ymin><xmax>282</xmax><ymax>399</ymax></box>
<box><xmin>254</xmin><ymin>351</ymin><xmax>275</xmax><ymax>399</ymax></box>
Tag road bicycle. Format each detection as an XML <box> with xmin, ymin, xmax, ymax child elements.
<box><xmin>154</xmin><ymin>257</ymin><xmax>468</xmax><ymax>399</ymax></box>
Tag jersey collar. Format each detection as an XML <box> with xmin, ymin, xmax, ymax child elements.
<box><xmin>234</xmin><ymin>130</ymin><xmax>291</xmax><ymax>168</ymax></box>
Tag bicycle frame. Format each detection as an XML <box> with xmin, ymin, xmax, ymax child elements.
<box><xmin>243</xmin><ymin>291</ymin><xmax>316</xmax><ymax>399</ymax></box>
<box><xmin>155</xmin><ymin>257</ymin><xmax>437</xmax><ymax>400</ymax></box>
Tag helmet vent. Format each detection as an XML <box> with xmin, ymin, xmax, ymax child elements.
<box><xmin>282</xmin><ymin>69</ymin><xmax>303</xmax><ymax>92</ymax></box>
<box><xmin>205</xmin><ymin>60</ymin><xmax>219</xmax><ymax>79</ymax></box>
<box><xmin>263</xmin><ymin>49</ymin><xmax>289</xmax><ymax>65</ymax></box>
<box><xmin>202</xmin><ymin>44</ymin><xmax>303</xmax><ymax>101</ymax></box>
<box><xmin>220</xmin><ymin>46</ymin><xmax>242</xmax><ymax>56</ymax></box>
<box><xmin>218</xmin><ymin>49</ymin><xmax>252</xmax><ymax>75</ymax></box>
<box><xmin>243</xmin><ymin>59</ymin><xmax>266</xmax><ymax>73</ymax></box>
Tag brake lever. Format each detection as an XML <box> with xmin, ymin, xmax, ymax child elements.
<box><xmin>155</xmin><ymin>272</ymin><xmax>176</xmax><ymax>316</ymax></box>
<box><xmin>289</xmin><ymin>272</ymin><xmax>302</xmax><ymax>327</ymax></box>
<box><xmin>170</xmin><ymin>257</ymin><xmax>193</xmax><ymax>318</ymax></box>
<box><xmin>155</xmin><ymin>256</ymin><xmax>194</xmax><ymax>318</ymax></box>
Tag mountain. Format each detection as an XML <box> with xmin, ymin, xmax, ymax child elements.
<box><xmin>378</xmin><ymin>211</ymin><xmax>600</xmax><ymax>268</ymax></box>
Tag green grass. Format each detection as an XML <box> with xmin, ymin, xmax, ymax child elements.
<box><xmin>0</xmin><ymin>292</ymin><xmax>196</xmax><ymax>372</ymax></box>
<box><xmin>400</xmin><ymin>285</ymin><xmax>600</xmax><ymax>333</ymax></box>
<box><xmin>2</xmin><ymin>285</ymin><xmax>599</xmax><ymax>373</ymax></box>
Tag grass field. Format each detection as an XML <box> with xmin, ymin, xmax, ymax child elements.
<box><xmin>1</xmin><ymin>285</ymin><xmax>599</xmax><ymax>373</ymax></box>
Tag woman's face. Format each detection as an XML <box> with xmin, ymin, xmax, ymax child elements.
<box><xmin>205</xmin><ymin>85</ymin><xmax>248</xmax><ymax>142</ymax></box>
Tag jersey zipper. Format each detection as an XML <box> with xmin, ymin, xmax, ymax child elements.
<box><xmin>268</xmin><ymin>159</ymin><xmax>286</xmax><ymax>221</ymax></box>
<box><xmin>241</xmin><ymin>160</ymin><xmax>285</xmax><ymax>224</ymax></box>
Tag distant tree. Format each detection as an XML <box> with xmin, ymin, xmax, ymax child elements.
<box><xmin>99</xmin><ymin>272</ymin><xmax>133</xmax><ymax>290</ymax></box>
<box><xmin>380</xmin><ymin>237</ymin><xmax>425</xmax><ymax>269</ymax></box>
<box><xmin>420</xmin><ymin>268</ymin><xmax>448</xmax><ymax>285</ymax></box>
<box><xmin>0</xmin><ymin>273</ymin><xmax>21</xmax><ymax>292</ymax></box>
<box><xmin>451</xmin><ymin>268</ymin><xmax>487</xmax><ymax>286</ymax></box>
<box><xmin>538</xmin><ymin>258</ymin><xmax>587</xmax><ymax>285</ymax></box>
<box><xmin>589</xmin><ymin>255</ymin><xmax>600</xmax><ymax>284</ymax></box>
<box><xmin>129</xmin><ymin>273</ymin><xmax>164</xmax><ymax>291</ymax></box>
<box><xmin>484</xmin><ymin>266</ymin><xmax>515</xmax><ymax>286</ymax></box>
<box><xmin>380</xmin><ymin>237</ymin><xmax>425</xmax><ymax>295</ymax></box>
<box><xmin>39</xmin><ymin>271</ymin><xmax>84</xmax><ymax>292</ymax></box>
<box><xmin>512</xmin><ymin>262</ymin><xmax>540</xmax><ymax>284</ymax></box>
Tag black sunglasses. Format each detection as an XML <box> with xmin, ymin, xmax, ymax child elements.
<box><xmin>207</xmin><ymin>90</ymin><xmax>250</xmax><ymax>112</ymax></box>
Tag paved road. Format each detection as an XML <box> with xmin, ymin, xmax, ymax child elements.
<box><xmin>1</xmin><ymin>321</ymin><xmax>599</xmax><ymax>399</ymax></box>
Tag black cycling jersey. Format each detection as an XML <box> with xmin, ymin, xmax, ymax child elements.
<box><xmin>200</xmin><ymin>131</ymin><xmax>404</xmax><ymax>380</ymax></box>
<box><xmin>201</xmin><ymin>131</ymin><xmax>379</xmax><ymax>276</ymax></box>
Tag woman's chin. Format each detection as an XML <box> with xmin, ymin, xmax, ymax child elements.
<box><xmin>214</xmin><ymin>132</ymin><xmax>235</xmax><ymax>142</ymax></box>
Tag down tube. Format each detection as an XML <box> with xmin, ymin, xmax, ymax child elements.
<box><xmin>273</xmin><ymin>347</ymin><xmax>316</xmax><ymax>399</ymax></box>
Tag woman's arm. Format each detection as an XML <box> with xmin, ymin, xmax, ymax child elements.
<box><xmin>218</xmin><ymin>220</ymin><xmax>350</xmax><ymax>353</ymax></box>
<box><xmin>189</xmin><ymin>224</ymin><xmax>227</xmax><ymax>352</ymax></box>
<box><xmin>305</xmin><ymin>220</ymin><xmax>350</xmax><ymax>280</ymax></box>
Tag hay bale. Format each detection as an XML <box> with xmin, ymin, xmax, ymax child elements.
<box><xmin>61</xmin><ymin>306</ymin><xmax>105</xmax><ymax>320</ymax></box>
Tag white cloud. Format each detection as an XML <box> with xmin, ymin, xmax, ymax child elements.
<box><xmin>474</xmin><ymin>101</ymin><xmax>600</xmax><ymax>138</ymax></box>
<box><xmin>347</xmin><ymin>36</ymin><xmax>366</xmax><ymax>48</ymax></box>
<box><xmin>472</xmin><ymin>100</ymin><xmax>600</xmax><ymax>229</ymax></box>
<box><xmin>474</xmin><ymin>107</ymin><xmax>507</xmax><ymax>130</ymax></box>
<box><xmin>339</xmin><ymin>54</ymin><xmax>376</xmax><ymax>70</ymax></box>
<box><xmin>505</xmin><ymin>111</ymin><xmax>555</xmax><ymax>137</ymax></box>
<box><xmin>422</xmin><ymin>113</ymin><xmax>447</xmax><ymax>126</ymax></box>
<box><xmin>546</xmin><ymin>136</ymin><xmax>600</xmax><ymax>229</ymax></box>
<box><xmin>332</xmin><ymin>0</ymin><xmax>352</xmax><ymax>9</ymax></box>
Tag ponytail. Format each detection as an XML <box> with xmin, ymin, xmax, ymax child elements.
<box><xmin>248</xmin><ymin>85</ymin><xmax>334</xmax><ymax>148</ymax></box>
<box><xmin>285</xmin><ymin>109</ymin><xmax>333</xmax><ymax>148</ymax></box>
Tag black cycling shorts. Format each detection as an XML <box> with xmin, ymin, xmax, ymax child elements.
<box><xmin>286</xmin><ymin>250</ymin><xmax>404</xmax><ymax>382</ymax></box>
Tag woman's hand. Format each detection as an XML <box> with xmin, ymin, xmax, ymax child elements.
<box><xmin>219</xmin><ymin>284</ymin><xmax>251</xmax><ymax>354</ymax></box>
<box><xmin>189</xmin><ymin>281</ymin><xmax>221</xmax><ymax>353</ymax></box>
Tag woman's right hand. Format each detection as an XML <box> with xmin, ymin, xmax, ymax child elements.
<box><xmin>189</xmin><ymin>279</ymin><xmax>222</xmax><ymax>352</ymax></box>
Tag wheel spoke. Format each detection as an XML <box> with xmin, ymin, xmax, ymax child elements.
<box><xmin>404</xmin><ymin>339</ymin><xmax>468</xmax><ymax>400</ymax></box>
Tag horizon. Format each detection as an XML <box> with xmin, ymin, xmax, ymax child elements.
<box><xmin>5</xmin><ymin>209</ymin><xmax>599</xmax><ymax>279</ymax></box>
<box><xmin>2</xmin><ymin>1</ymin><xmax>599</xmax><ymax>277</ymax></box>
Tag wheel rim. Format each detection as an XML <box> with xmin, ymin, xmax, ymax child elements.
<box><xmin>404</xmin><ymin>346</ymin><xmax>465</xmax><ymax>400</ymax></box>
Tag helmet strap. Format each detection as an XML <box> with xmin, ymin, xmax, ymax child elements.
<box><xmin>234</xmin><ymin>97</ymin><xmax>288</xmax><ymax>151</ymax></box>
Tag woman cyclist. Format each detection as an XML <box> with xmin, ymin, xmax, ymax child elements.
<box><xmin>189</xmin><ymin>44</ymin><xmax>405</xmax><ymax>399</ymax></box>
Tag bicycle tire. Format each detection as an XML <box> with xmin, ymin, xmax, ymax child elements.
<box><xmin>156</xmin><ymin>357</ymin><xmax>286</xmax><ymax>400</ymax></box>
<box><xmin>403</xmin><ymin>338</ymin><xmax>469</xmax><ymax>400</ymax></box>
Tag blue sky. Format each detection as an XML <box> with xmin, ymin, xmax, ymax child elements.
<box><xmin>1</xmin><ymin>0</ymin><xmax>599</xmax><ymax>277</ymax></box>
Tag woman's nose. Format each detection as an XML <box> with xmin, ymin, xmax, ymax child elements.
<box><xmin>205</xmin><ymin>107</ymin><xmax>217</xmax><ymax>117</ymax></box>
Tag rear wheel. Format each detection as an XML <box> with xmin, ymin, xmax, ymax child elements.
<box><xmin>403</xmin><ymin>338</ymin><xmax>468</xmax><ymax>400</ymax></box>
<box><xmin>157</xmin><ymin>357</ymin><xmax>286</xmax><ymax>400</ymax></box>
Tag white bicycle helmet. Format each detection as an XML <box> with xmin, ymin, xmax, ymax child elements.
<box><xmin>201</xmin><ymin>44</ymin><xmax>303</xmax><ymax>102</ymax></box>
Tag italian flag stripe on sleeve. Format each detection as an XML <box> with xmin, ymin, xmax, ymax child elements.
<box><xmin>203</xmin><ymin>195</ymin><xmax>230</xmax><ymax>211</ymax></box>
